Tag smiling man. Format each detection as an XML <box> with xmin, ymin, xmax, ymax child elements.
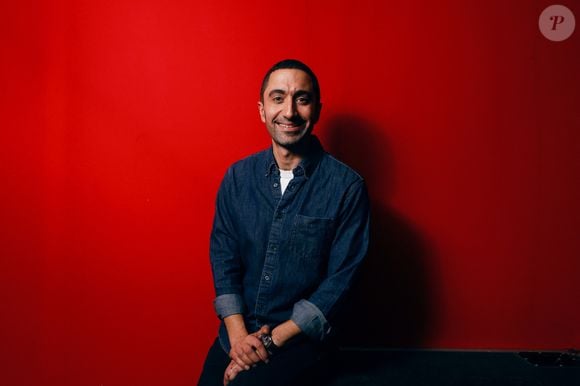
<box><xmin>197</xmin><ymin>59</ymin><xmax>370</xmax><ymax>386</ymax></box>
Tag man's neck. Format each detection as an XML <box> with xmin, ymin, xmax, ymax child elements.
<box><xmin>272</xmin><ymin>142</ymin><xmax>302</xmax><ymax>171</ymax></box>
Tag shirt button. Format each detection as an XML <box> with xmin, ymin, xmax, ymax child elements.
<box><xmin>264</xmin><ymin>275</ymin><xmax>270</xmax><ymax>281</ymax></box>
<box><xmin>273</xmin><ymin>183</ymin><xmax>279</xmax><ymax>188</ymax></box>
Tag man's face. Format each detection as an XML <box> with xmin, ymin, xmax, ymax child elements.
<box><xmin>258</xmin><ymin>69</ymin><xmax>321</xmax><ymax>149</ymax></box>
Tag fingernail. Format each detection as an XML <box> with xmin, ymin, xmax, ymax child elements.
<box><xmin>245</xmin><ymin>366</ymin><xmax>250</xmax><ymax>370</ymax></box>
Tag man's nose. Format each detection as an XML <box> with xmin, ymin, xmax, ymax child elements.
<box><xmin>282</xmin><ymin>99</ymin><xmax>297</xmax><ymax>119</ymax></box>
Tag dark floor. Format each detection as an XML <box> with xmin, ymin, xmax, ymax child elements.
<box><xmin>326</xmin><ymin>349</ymin><xmax>580</xmax><ymax>386</ymax></box>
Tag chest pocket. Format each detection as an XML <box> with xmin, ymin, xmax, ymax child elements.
<box><xmin>289</xmin><ymin>214</ymin><xmax>335</xmax><ymax>259</ymax></box>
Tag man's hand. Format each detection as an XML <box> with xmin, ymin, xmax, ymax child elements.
<box><xmin>222</xmin><ymin>321</ymin><xmax>302</xmax><ymax>385</ymax></box>
<box><xmin>224</xmin><ymin>325</ymin><xmax>271</xmax><ymax>385</ymax></box>
<box><xmin>223</xmin><ymin>360</ymin><xmax>242</xmax><ymax>386</ymax></box>
<box><xmin>228</xmin><ymin>325</ymin><xmax>271</xmax><ymax>370</ymax></box>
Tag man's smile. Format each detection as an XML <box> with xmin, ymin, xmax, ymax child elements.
<box><xmin>275</xmin><ymin>121</ymin><xmax>305</xmax><ymax>131</ymax></box>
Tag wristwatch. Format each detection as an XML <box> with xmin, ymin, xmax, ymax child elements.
<box><xmin>260</xmin><ymin>333</ymin><xmax>280</xmax><ymax>356</ymax></box>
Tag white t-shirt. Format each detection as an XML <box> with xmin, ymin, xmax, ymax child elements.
<box><xmin>279</xmin><ymin>169</ymin><xmax>294</xmax><ymax>195</ymax></box>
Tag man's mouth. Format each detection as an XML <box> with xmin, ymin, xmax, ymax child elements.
<box><xmin>275</xmin><ymin>122</ymin><xmax>305</xmax><ymax>131</ymax></box>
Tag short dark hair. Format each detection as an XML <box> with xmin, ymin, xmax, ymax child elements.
<box><xmin>260</xmin><ymin>59</ymin><xmax>320</xmax><ymax>103</ymax></box>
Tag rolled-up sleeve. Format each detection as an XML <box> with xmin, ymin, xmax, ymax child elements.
<box><xmin>292</xmin><ymin>179</ymin><xmax>370</xmax><ymax>341</ymax></box>
<box><xmin>290</xmin><ymin>299</ymin><xmax>331</xmax><ymax>341</ymax></box>
<box><xmin>214</xmin><ymin>293</ymin><xmax>246</xmax><ymax>319</ymax></box>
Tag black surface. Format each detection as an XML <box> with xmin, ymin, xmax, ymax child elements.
<box><xmin>326</xmin><ymin>349</ymin><xmax>580</xmax><ymax>386</ymax></box>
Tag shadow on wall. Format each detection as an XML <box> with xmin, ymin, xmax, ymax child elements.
<box><xmin>323</xmin><ymin>114</ymin><xmax>437</xmax><ymax>348</ymax></box>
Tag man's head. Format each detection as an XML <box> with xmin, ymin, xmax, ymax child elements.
<box><xmin>259</xmin><ymin>59</ymin><xmax>321</xmax><ymax>103</ymax></box>
<box><xmin>258</xmin><ymin>59</ymin><xmax>322</xmax><ymax>150</ymax></box>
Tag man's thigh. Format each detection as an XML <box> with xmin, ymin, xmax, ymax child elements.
<box><xmin>230</xmin><ymin>339</ymin><xmax>331</xmax><ymax>386</ymax></box>
<box><xmin>197</xmin><ymin>338</ymin><xmax>230</xmax><ymax>386</ymax></box>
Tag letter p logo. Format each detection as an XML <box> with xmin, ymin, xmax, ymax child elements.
<box><xmin>539</xmin><ymin>5</ymin><xmax>575</xmax><ymax>41</ymax></box>
<box><xmin>550</xmin><ymin>15</ymin><xmax>565</xmax><ymax>30</ymax></box>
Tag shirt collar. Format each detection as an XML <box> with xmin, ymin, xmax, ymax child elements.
<box><xmin>264</xmin><ymin>135</ymin><xmax>324</xmax><ymax>179</ymax></box>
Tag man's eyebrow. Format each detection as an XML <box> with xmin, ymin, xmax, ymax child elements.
<box><xmin>294</xmin><ymin>90</ymin><xmax>313</xmax><ymax>97</ymax></box>
<box><xmin>268</xmin><ymin>89</ymin><xmax>287</xmax><ymax>97</ymax></box>
<box><xmin>267</xmin><ymin>89</ymin><xmax>313</xmax><ymax>98</ymax></box>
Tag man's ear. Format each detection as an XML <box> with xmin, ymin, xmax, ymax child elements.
<box><xmin>257</xmin><ymin>101</ymin><xmax>266</xmax><ymax>123</ymax></box>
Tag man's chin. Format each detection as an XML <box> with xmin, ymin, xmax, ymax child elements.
<box><xmin>273</xmin><ymin>133</ymin><xmax>312</xmax><ymax>151</ymax></box>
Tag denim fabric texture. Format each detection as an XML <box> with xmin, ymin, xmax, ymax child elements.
<box><xmin>210</xmin><ymin>136</ymin><xmax>370</xmax><ymax>352</ymax></box>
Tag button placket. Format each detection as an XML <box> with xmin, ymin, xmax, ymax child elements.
<box><xmin>254</xmin><ymin>180</ymin><xmax>286</xmax><ymax>316</ymax></box>
<box><xmin>270</xmin><ymin>173</ymin><xmax>282</xmax><ymax>200</ymax></box>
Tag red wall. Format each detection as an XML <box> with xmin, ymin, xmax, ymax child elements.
<box><xmin>1</xmin><ymin>1</ymin><xmax>579</xmax><ymax>385</ymax></box>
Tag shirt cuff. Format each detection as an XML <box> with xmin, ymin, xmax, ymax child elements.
<box><xmin>290</xmin><ymin>299</ymin><xmax>331</xmax><ymax>341</ymax></box>
<box><xmin>214</xmin><ymin>294</ymin><xmax>245</xmax><ymax>319</ymax></box>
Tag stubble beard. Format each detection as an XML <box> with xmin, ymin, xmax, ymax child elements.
<box><xmin>270</xmin><ymin>125</ymin><xmax>313</xmax><ymax>153</ymax></box>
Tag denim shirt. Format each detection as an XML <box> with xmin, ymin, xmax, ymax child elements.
<box><xmin>210</xmin><ymin>136</ymin><xmax>370</xmax><ymax>352</ymax></box>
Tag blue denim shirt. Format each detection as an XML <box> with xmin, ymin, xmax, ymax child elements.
<box><xmin>210</xmin><ymin>136</ymin><xmax>370</xmax><ymax>352</ymax></box>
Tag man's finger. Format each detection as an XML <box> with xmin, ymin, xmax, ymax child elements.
<box><xmin>240</xmin><ymin>336</ymin><xmax>267</xmax><ymax>364</ymax></box>
<box><xmin>250</xmin><ymin>325</ymin><xmax>270</xmax><ymax>338</ymax></box>
<box><xmin>236</xmin><ymin>350</ymin><xmax>253</xmax><ymax>369</ymax></box>
<box><xmin>235</xmin><ymin>345</ymin><xmax>254</xmax><ymax>367</ymax></box>
<box><xmin>245</xmin><ymin>335</ymin><xmax>264</xmax><ymax>350</ymax></box>
<box><xmin>229</xmin><ymin>367</ymin><xmax>240</xmax><ymax>383</ymax></box>
<box><xmin>223</xmin><ymin>363</ymin><xmax>236</xmax><ymax>386</ymax></box>
<box><xmin>223</xmin><ymin>361</ymin><xmax>243</xmax><ymax>386</ymax></box>
<box><xmin>231</xmin><ymin>351</ymin><xmax>248</xmax><ymax>370</ymax></box>
<box><xmin>254</xmin><ymin>345</ymin><xmax>267</xmax><ymax>362</ymax></box>
<box><xmin>242</xmin><ymin>347</ymin><xmax>261</xmax><ymax>364</ymax></box>
<box><xmin>254</xmin><ymin>343</ymin><xmax>270</xmax><ymax>363</ymax></box>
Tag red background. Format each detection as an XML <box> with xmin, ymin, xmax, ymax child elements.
<box><xmin>1</xmin><ymin>1</ymin><xmax>579</xmax><ymax>385</ymax></box>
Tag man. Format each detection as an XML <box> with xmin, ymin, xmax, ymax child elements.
<box><xmin>197</xmin><ymin>59</ymin><xmax>370</xmax><ymax>386</ymax></box>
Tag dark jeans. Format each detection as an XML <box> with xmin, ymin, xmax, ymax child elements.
<box><xmin>197</xmin><ymin>338</ymin><xmax>334</xmax><ymax>386</ymax></box>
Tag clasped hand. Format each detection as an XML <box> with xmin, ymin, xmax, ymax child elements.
<box><xmin>223</xmin><ymin>325</ymin><xmax>271</xmax><ymax>385</ymax></box>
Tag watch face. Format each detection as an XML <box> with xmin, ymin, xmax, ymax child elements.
<box><xmin>260</xmin><ymin>334</ymin><xmax>275</xmax><ymax>355</ymax></box>
<box><xmin>261</xmin><ymin>334</ymin><xmax>271</xmax><ymax>347</ymax></box>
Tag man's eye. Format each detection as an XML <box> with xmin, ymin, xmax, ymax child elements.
<box><xmin>272</xmin><ymin>96</ymin><xmax>283</xmax><ymax>103</ymax></box>
<box><xmin>296</xmin><ymin>97</ymin><xmax>310</xmax><ymax>105</ymax></box>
